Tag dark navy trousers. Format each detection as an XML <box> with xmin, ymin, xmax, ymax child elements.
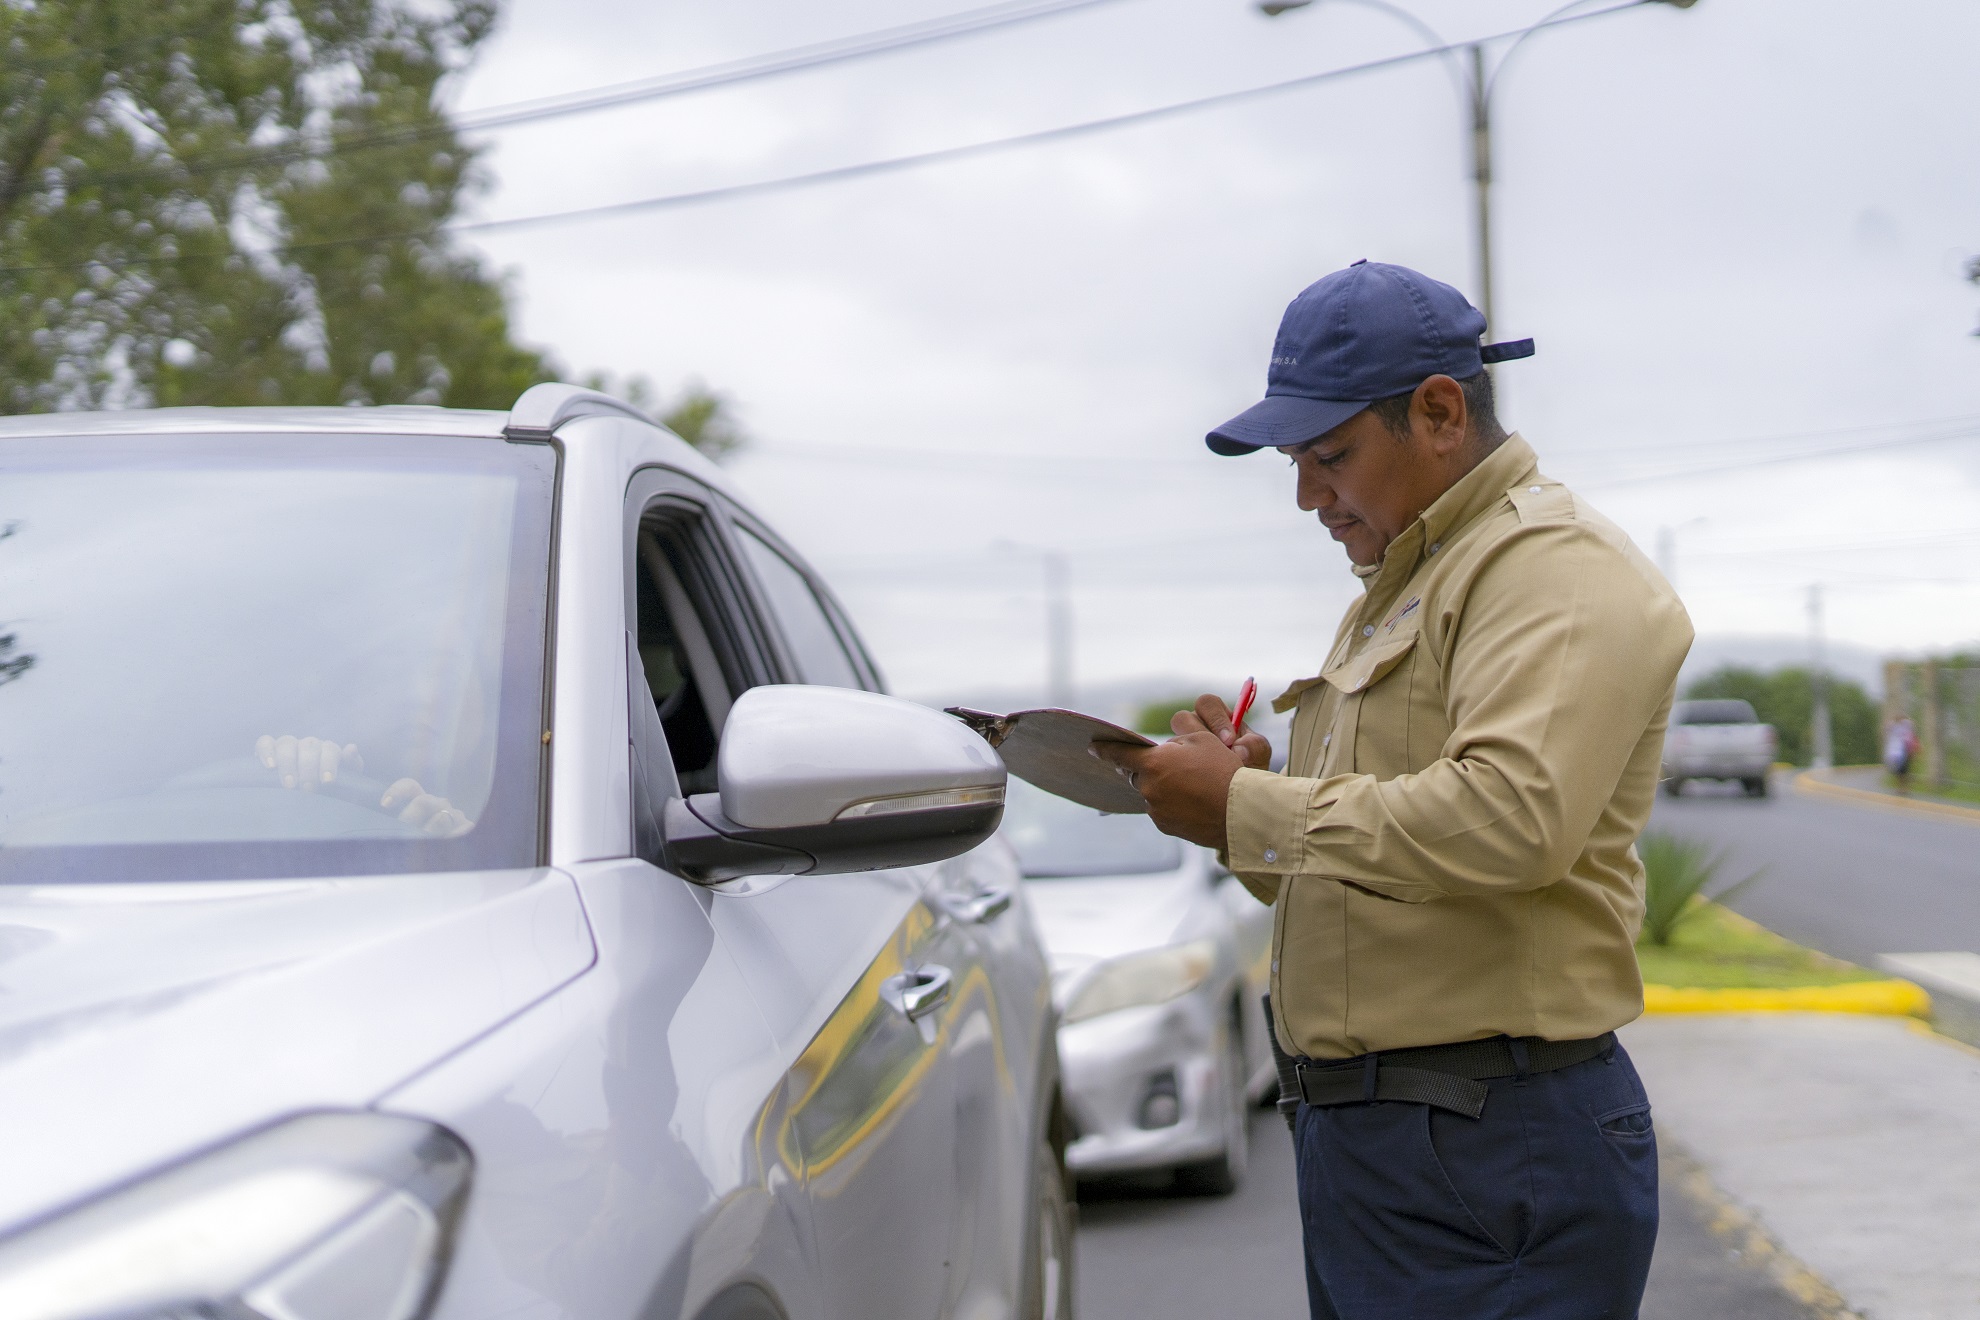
<box><xmin>1294</xmin><ymin>1042</ymin><xmax>1659</xmax><ymax>1320</ymax></box>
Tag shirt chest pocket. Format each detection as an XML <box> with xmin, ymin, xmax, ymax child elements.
<box><xmin>1321</xmin><ymin>628</ymin><xmax>1421</xmax><ymax>777</ymax></box>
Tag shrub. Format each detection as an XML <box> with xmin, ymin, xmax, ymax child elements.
<box><xmin>1638</xmin><ymin>833</ymin><xmax>1762</xmax><ymax>947</ymax></box>
<box><xmin>1134</xmin><ymin>695</ymin><xmax>1205</xmax><ymax>736</ymax></box>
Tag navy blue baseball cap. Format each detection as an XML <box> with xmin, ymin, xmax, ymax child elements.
<box><xmin>1206</xmin><ymin>260</ymin><xmax>1534</xmax><ymax>456</ymax></box>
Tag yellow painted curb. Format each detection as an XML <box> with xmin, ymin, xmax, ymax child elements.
<box><xmin>1795</xmin><ymin>767</ymin><xmax>1980</xmax><ymax>826</ymax></box>
<box><xmin>1643</xmin><ymin>979</ymin><xmax>1931</xmax><ymax>1017</ymax></box>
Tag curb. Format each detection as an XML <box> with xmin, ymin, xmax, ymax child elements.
<box><xmin>1643</xmin><ymin>980</ymin><xmax>1931</xmax><ymax>1017</ymax></box>
<box><xmin>1662</xmin><ymin>1140</ymin><xmax>1863</xmax><ymax>1320</ymax></box>
<box><xmin>1794</xmin><ymin>768</ymin><xmax>1980</xmax><ymax>826</ymax></box>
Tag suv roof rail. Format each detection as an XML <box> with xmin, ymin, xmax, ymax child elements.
<box><xmin>504</xmin><ymin>383</ymin><xmax>657</xmax><ymax>441</ymax></box>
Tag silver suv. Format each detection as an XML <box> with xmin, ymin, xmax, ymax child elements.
<box><xmin>0</xmin><ymin>387</ymin><xmax>1073</xmax><ymax>1320</ymax></box>
<box><xmin>1662</xmin><ymin>698</ymin><xmax>1778</xmax><ymax>798</ymax></box>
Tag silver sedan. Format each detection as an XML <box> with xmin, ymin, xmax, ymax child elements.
<box><xmin>1003</xmin><ymin>779</ymin><xmax>1275</xmax><ymax>1194</ymax></box>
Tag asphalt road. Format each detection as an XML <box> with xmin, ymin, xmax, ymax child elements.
<box><xmin>1648</xmin><ymin>776</ymin><xmax>1980</xmax><ymax>965</ymax></box>
<box><xmin>1077</xmin><ymin>1110</ymin><xmax>1820</xmax><ymax>1320</ymax></box>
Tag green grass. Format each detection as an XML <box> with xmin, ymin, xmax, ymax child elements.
<box><xmin>1636</xmin><ymin>901</ymin><xmax>1885</xmax><ymax>989</ymax></box>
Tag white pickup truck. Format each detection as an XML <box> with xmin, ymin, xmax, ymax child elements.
<box><xmin>1663</xmin><ymin>698</ymin><xmax>1779</xmax><ymax>798</ymax></box>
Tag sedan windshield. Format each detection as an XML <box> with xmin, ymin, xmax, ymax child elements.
<box><xmin>0</xmin><ymin>433</ymin><xmax>555</xmax><ymax>883</ymax></box>
<box><xmin>1001</xmin><ymin>778</ymin><xmax>1183</xmax><ymax>879</ymax></box>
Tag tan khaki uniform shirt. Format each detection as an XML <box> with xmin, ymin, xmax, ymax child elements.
<box><xmin>1226</xmin><ymin>434</ymin><xmax>1693</xmax><ymax>1060</ymax></box>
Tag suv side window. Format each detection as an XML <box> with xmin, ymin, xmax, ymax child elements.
<box><xmin>629</xmin><ymin>493</ymin><xmax>773</xmax><ymax>797</ymax></box>
<box><xmin>734</xmin><ymin>526</ymin><xmax>867</xmax><ymax>691</ymax></box>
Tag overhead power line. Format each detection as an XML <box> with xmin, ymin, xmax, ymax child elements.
<box><xmin>1578</xmin><ymin>423</ymin><xmax>1980</xmax><ymax>490</ymax></box>
<box><xmin>0</xmin><ymin>0</ymin><xmax>1651</xmax><ymax>279</ymax></box>
<box><xmin>749</xmin><ymin>413</ymin><xmax>1980</xmax><ymax>475</ymax></box>
<box><xmin>49</xmin><ymin>0</ymin><xmax>1134</xmax><ymax>195</ymax></box>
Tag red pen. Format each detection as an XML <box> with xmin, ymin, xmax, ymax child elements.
<box><xmin>1231</xmin><ymin>676</ymin><xmax>1258</xmax><ymax>738</ymax></box>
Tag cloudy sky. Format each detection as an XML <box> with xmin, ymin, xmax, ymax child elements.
<box><xmin>451</xmin><ymin>0</ymin><xmax>1980</xmax><ymax>704</ymax></box>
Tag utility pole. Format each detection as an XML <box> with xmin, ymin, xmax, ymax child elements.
<box><xmin>1655</xmin><ymin>517</ymin><xmax>1706</xmax><ymax>593</ymax></box>
<box><xmin>1043</xmin><ymin>550</ymin><xmax>1075</xmax><ymax>709</ymax></box>
<box><xmin>1808</xmin><ymin>584</ymin><xmax>1833</xmax><ymax>769</ymax></box>
<box><xmin>1256</xmin><ymin>0</ymin><xmax>1700</xmax><ymax>333</ymax></box>
<box><xmin>1468</xmin><ymin>41</ymin><xmax>1493</xmax><ymax>331</ymax></box>
<box><xmin>997</xmin><ymin>541</ymin><xmax>1078</xmax><ymax>707</ymax></box>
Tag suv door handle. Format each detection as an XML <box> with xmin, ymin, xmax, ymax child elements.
<box><xmin>953</xmin><ymin>888</ymin><xmax>1013</xmax><ymax>924</ymax></box>
<box><xmin>884</xmin><ymin>965</ymin><xmax>953</xmax><ymax>1021</ymax></box>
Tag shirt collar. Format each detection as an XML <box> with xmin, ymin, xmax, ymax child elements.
<box><xmin>1377</xmin><ymin>432</ymin><xmax>1540</xmax><ymax>580</ymax></box>
<box><xmin>1422</xmin><ymin>432</ymin><xmax>1539</xmax><ymax>549</ymax></box>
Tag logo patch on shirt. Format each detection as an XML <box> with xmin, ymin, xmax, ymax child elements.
<box><xmin>1382</xmin><ymin>597</ymin><xmax>1421</xmax><ymax>634</ymax></box>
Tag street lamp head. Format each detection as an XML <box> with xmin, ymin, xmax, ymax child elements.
<box><xmin>1257</xmin><ymin>0</ymin><xmax>1314</xmax><ymax>15</ymax></box>
<box><xmin>1651</xmin><ymin>0</ymin><xmax>1700</xmax><ymax>7</ymax></box>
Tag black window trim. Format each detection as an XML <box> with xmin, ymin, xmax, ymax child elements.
<box><xmin>622</xmin><ymin>468</ymin><xmax>782</xmax><ymax>696</ymax></box>
<box><xmin>622</xmin><ymin>466</ymin><xmax>801</xmax><ymax>865</ymax></box>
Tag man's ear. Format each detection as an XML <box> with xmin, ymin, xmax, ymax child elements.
<box><xmin>1411</xmin><ymin>375</ymin><xmax>1469</xmax><ymax>454</ymax></box>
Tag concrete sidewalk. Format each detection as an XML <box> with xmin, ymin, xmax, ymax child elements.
<box><xmin>1624</xmin><ymin>1013</ymin><xmax>1980</xmax><ymax>1319</ymax></box>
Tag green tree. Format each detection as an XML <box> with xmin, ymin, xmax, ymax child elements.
<box><xmin>1</xmin><ymin>0</ymin><xmax>551</xmax><ymax>411</ymax></box>
<box><xmin>1134</xmin><ymin>694</ymin><xmax>1203</xmax><ymax>736</ymax></box>
<box><xmin>1685</xmin><ymin>665</ymin><xmax>1879</xmax><ymax>766</ymax></box>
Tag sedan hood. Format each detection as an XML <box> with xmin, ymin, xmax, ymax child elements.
<box><xmin>1022</xmin><ymin>868</ymin><xmax>1199</xmax><ymax>978</ymax></box>
<box><xmin>0</xmin><ymin>869</ymin><xmax>594</xmax><ymax>1233</ymax></box>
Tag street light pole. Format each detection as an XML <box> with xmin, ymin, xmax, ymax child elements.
<box><xmin>1256</xmin><ymin>0</ymin><xmax>1698</xmax><ymax>333</ymax></box>
<box><xmin>1808</xmin><ymin>584</ymin><xmax>1834</xmax><ymax>770</ymax></box>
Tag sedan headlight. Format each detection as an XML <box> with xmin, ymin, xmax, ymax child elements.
<box><xmin>0</xmin><ymin>1111</ymin><xmax>472</xmax><ymax>1320</ymax></box>
<box><xmin>1063</xmin><ymin>941</ymin><xmax>1216</xmax><ymax>1024</ymax></box>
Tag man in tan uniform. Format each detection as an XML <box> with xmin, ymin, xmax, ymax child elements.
<box><xmin>1104</xmin><ymin>261</ymin><xmax>1692</xmax><ymax>1319</ymax></box>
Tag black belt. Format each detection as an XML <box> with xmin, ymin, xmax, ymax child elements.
<box><xmin>1294</xmin><ymin>1033</ymin><xmax>1615</xmax><ymax>1120</ymax></box>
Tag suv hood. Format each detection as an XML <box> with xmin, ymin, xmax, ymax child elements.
<box><xmin>0</xmin><ymin>869</ymin><xmax>594</xmax><ymax>1233</ymax></box>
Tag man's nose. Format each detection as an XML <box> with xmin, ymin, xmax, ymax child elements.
<box><xmin>1294</xmin><ymin>463</ymin><xmax>1333</xmax><ymax>512</ymax></box>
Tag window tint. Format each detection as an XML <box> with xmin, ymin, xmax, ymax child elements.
<box><xmin>1674</xmin><ymin>700</ymin><xmax>1760</xmax><ymax>726</ymax></box>
<box><xmin>736</xmin><ymin>527</ymin><xmax>863</xmax><ymax>689</ymax></box>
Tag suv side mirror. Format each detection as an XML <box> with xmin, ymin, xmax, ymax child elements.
<box><xmin>662</xmin><ymin>686</ymin><xmax>1006</xmax><ymax>883</ymax></box>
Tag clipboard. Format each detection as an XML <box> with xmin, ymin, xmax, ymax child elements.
<box><xmin>945</xmin><ymin>707</ymin><xmax>1154</xmax><ymax>814</ymax></box>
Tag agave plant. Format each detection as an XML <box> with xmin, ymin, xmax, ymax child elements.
<box><xmin>1637</xmin><ymin>833</ymin><xmax>1763</xmax><ymax>947</ymax></box>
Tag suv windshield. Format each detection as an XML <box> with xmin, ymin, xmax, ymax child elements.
<box><xmin>1674</xmin><ymin>700</ymin><xmax>1760</xmax><ymax>725</ymax></box>
<box><xmin>0</xmin><ymin>433</ymin><xmax>555</xmax><ymax>883</ymax></box>
<box><xmin>1001</xmin><ymin>778</ymin><xmax>1183</xmax><ymax>879</ymax></box>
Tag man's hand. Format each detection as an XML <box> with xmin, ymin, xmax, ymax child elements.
<box><xmin>253</xmin><ymin>735</ymin><xmax>472</xmax><ymax>836</ymax></box>
<box><xmin>381</xmin><ymin>778</ymin><xmax>474</xmax><ymax>837</ymax></box>
<box><xmin>1176</xmin><ymin>692</ymin><xmax>1273</xmax><ymax>770</ymax></box>
<box><xmin>255</xmin><ymin>735</ymin><xmax>362</xmax><ymax>791</ymax></box>
<box><xmin>1096</xmin><ymin>695</ymin><xmax>1273</xmax><ymax>850</ymax></box>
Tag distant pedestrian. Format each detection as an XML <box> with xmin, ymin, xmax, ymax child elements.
<box><xmin>1885</xmin><ymin>715</ymin><xmax>1918</xmax><ymax>793</ymax></box>
<box><xmin>1102</xmin><ymin>261</ymin><xmax>1693</xmax><ymax>1320</ymax></box>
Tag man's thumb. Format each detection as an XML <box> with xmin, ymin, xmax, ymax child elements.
<box><xmin>1195</xmin><ymin>693</ymin><xmax>1236</xmax><ymax>745</ymax></box>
